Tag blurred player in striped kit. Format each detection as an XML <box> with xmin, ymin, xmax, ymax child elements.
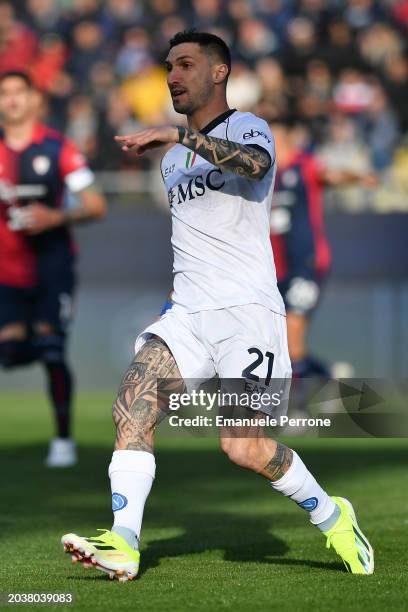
<box><xmin>270</xmin><ymin>117</ymin><xmax>376</xmax><ymax>382</ymax></box>
<box><xmin>0</xmin><ymin>71</ymin><xmax>106</xmax><ymax>466</ymax></box>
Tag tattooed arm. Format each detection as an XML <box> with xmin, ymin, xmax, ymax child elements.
<box><xmin>115</xmin><ymin>124</ymin><xmax>272</xmax><ymax>180</ymax></box>
<box><xmin>176</xmin><ymin>126</ymin><xmax>271</xmax><ymax>180</ymax></box>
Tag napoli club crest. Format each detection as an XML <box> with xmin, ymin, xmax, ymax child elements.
<box><xmin>32</xmin><ymin>155</ymin><xmax>51</xmax><ymax>175</ymax></box>
<box><xmin>112</xmin><ymin>492</ymin><xmax>128</xmax><ymax>512</ymax></box>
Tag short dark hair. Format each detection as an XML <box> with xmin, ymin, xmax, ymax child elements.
<box><xmin>0</xmin><ymin>70</ymin><xmax>32</xmax><ymax>88</ymax></box>
<box><xmin>169</xmin><ymin>30</ymin><xmax>231</xmax><ymax>82</ymax></box>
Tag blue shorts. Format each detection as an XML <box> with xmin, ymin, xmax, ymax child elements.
<box><xmin>278</xmin><ymin>272</ymin><xmax>325</xmax><ymax>318</ymax></box>
<box><xmin>0</xmin><ymin>264</ymin><xmax>76</xmax><ymax>335</ymax></box>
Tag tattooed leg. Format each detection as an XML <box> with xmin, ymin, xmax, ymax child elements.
<box><xmin>219</xmin><ymin>415</ymin><xmax>293</xmax><ymax>479</ymax></box>
<box><xmin>260</xmin><ymin>442</ymin><xmax>293</xmax><ymax>481</ymax></box>
<box><xmin>113</xmin><ymin>336</ymin><xmax>184</xmax><ymax>452</ymax></box>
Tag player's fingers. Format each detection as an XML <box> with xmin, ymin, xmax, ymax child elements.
<box><xmin>114</xmin><ymin>134</ymin><xmax>138</xmax><ymax>142</ymax></box>
<box><xmin>121</xmin><ymin>133</ymin><xmax>158</xmax><ymax>151</ymax></box>
<box><xmin>116</xmin><ymin>138</ymin><xmax>139</xmax><ymax>149</ymax></box>
<box><xmin>122</xmin><ymin>145</ymin><xmax>145</xmax><ymax>155</ymax></box>
<box><xmin>115</xmin><ymin>130</ymin><xmax>152</xmax><ymax>143</ymax></box>
<box><xmin>118</xmin><ymin>128</ymin><xmax>160</xmax><ymax>151</ymax></box>
<box><xmin>120</xmin><ymin>139</ymin><xmax>139</xmax><ymax>149</ymax></box>
<box><xmin>135</xmin><ymin>135</ymin><xmax>155</xmax><ymax>146</ymax></box>
<box><xmin>121</xmin><ymin>144</ymin><xmax>140</xmax><ymax>152</ymax></box>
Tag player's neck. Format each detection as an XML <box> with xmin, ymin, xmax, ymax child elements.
<box><xmin>187</xmin><ymin>99</ymin><xmax>230</xmax><ymax>132</ymax></box>
<box><xmin>4</xmin><ymin>119</ymin><xmax>36</xmax><ymax>151</ymax></box>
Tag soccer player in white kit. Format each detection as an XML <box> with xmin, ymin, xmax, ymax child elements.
<box><xmin>61</xmin><ymin>31</ymin><xmax>373</xmax><ymax>580</ymax></box>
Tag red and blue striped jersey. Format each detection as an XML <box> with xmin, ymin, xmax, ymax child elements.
<box><xmin>0</xmin><ymin>124</ymin><xmax>91</xmax><ymax>287</ymax></box>
<box><xmin>270</xmin><ymin>151</ymin><xmax>331</xmax><ymax>282</ymax></box>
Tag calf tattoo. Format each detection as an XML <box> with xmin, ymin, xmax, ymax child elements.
<box><xmin>264</xmin><ymin>443</ymin><xmax>293</xmax><ymax>481</ymax></box>
<box><xmin>113</xmin><ymin>337</ymin><xmax>184</xmax><ymax>452</ymax></box>
<box><xmin>177</xmin><ymin>126</ymin><xmax>271</xmax><ymax>180</ymax></box>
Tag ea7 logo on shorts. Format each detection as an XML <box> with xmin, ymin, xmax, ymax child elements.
<box><xmin>243</xmin><ymin>129</ymin><xmax>271</xmax><ymax>144</ymax></box>
<box><xmin>112</xmin><ymin>492</ymin><xmax>128</xmax><ymax>512</ymax></box>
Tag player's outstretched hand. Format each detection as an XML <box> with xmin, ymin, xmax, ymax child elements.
<box><xmin>115</xmin><ymin>126</ymin><xmax>179</xmax><ymax>154</ymax></box>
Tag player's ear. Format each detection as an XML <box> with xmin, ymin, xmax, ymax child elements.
<box><xmin>213</xmin><ymin>64</ymin><xmax>229</xmax><ymax>85</ymax></box>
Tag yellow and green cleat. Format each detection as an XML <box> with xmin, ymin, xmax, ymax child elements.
<box><xmin>324</xmin><ymin>497</ymin><xmax>374</xmax><ymax>574</ymax></box>
<box><xmin>61</xmin><ymin>529</ymin><xmax>140</xmax><ymax>582</ymax></box>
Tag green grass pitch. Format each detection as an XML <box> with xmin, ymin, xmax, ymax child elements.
<box><xmin>0</xmin><ymin>391</ymin><xmax>407</xmax><ymax>611</ymax></box>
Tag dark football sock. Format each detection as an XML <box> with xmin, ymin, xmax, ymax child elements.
<box><xmin>44</xmin><ymin>362</ymin><xmax>73</xmax><ymax>439</ymax></box>
<box><xmin>292</xmin><ymin>355</ymin><xmax>330</xmax><ymax>378</ymax></box>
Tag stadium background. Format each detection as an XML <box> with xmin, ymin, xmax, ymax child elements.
<box><xmin>0</xmin><ymin>0</ymin><xmax>407</xmax><ymax>392</ymax></box>
<box><xmin>0</xmin><ymin>2</ymin><xmax>407</xmax><ymax>609</ymax></box>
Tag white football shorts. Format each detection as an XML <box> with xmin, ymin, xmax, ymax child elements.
<box><xmin>134</xmin><ymin>303</ymin><xmax>292</xmax><ymax>415</ymax></box>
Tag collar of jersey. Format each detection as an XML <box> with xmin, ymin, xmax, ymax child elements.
<box><xmin>200</xmin><ymin>109</ymin><xmax>236</xmax><ymax>135</ymax></box>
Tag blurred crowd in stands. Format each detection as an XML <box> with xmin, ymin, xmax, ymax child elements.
<box><xmin>1</xmin><ymin>0</ymin><xmax>408</xmax><ymax>211</ymax></box>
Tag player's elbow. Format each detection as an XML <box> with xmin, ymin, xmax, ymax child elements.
<box><xmin>254</xmin><ymin>166</ymin><xmax>270</xmax><ymax>181</ymax></box>
<box><xmin>245</xmin><ymin>145</ymin><xmax>272</xmax><ymax>181</ymax></box>
<box><xmin>245</xmin><ymin>166</ymin><xmax>269</xmax><ymax>182</ymax></box>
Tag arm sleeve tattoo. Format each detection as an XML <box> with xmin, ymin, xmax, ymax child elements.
<box><xmin>177</xmin><ymin>126</ymin><xmax>272</xmax><ymax>180</ymax></box>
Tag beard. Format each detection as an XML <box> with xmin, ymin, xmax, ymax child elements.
<box><xmin>172</xmin><ymin>79</ymin><xmax>214</xmax><ymax>115</ymax></box>
<box><xmin>172</xmin><ymin>96</ymin><xmax>195</xmax><ymax>115</ymax></box>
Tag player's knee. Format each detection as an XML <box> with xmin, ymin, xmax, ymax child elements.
<box><xmin>0</xmin><ymin>323</ymin><xmax>27</xmax><ymax>342</ymax></box>
<box><xmin>0</xmin><ymin>340</ymin><xmax>30</xmax><ymax>369</ymax></box>
<box><xmin>220</xmin><ymin>437</ymin><xmax>259</xmax><ymax>470</ymax></box>
<box><xmin>33</xmin><ymin>332</ymin><xmax>65</xmax><ymax>365</ymax></box>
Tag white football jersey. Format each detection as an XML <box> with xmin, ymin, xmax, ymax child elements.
<box><xmin>161</xmin><ymin>109</ymin><xmax>285</xmax><ymax>315</ymax></box>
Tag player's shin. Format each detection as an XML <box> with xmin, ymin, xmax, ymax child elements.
<box><xmin>267</xmin><ymin>444</ymin><xmax>339</xmax><ymax>530</ymax></box>
<box><xmin>109</xmin><ymin>450</ymin><xmax>156</xmax><ymax>549</ymax></box>
<box><xmin>35</xmin><ymin>333</ymin><xmax>73</xmax><ymax>439</ymax></box>
<box><xmin>44</xmin><ymin>361</ymin><xmax>73</xmax><ymax>438</ymax></box>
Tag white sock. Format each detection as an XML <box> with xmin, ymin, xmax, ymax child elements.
<box><xmin>109</xmin><ymin>450</ymin><xmax>156</xmax><ymax>543</ymax></box>
<box><xmin>270</xmin><ymin>450</ymin><xmax>336</xmax><ymax>525</ymax></box>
